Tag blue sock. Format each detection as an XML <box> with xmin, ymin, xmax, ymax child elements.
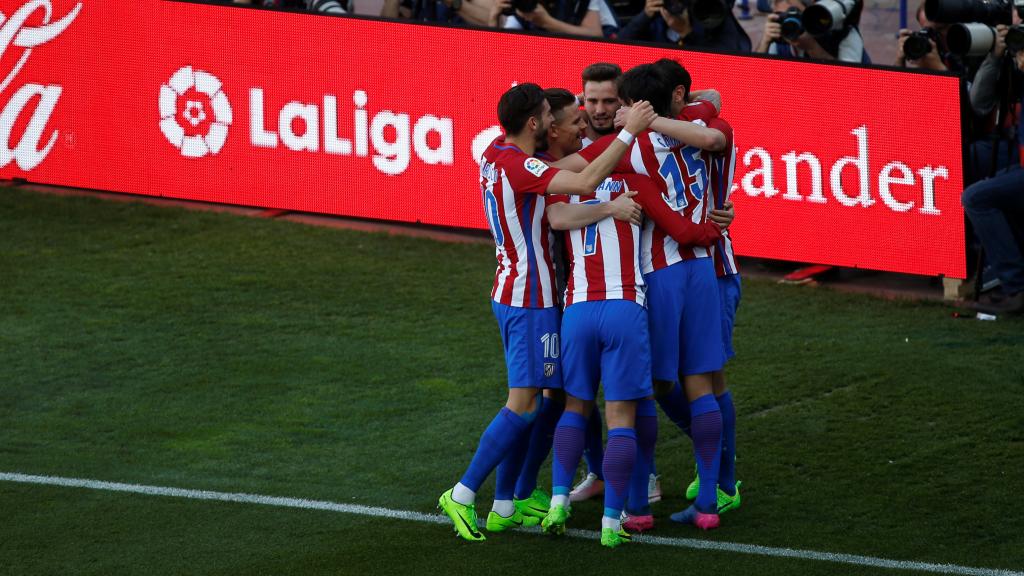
<box><xmin>459</xmin><ymin>407</ymin><xmax>531</xmax><ymax>492</ymax></box>
<box><xmin>626</xmin><ymin>400</ymin><xmax>657</xmax><ymax>515</ymax></box>
<box><xmin>552</xmin><ymin>411</ymin><xmax>588</xmax><ymax>495</ymax></box>
<box><xmin>514</xmin><ymin>396</ymin><xmax>564</xmax><ymax>499</ymax></box>
<box><xmin>717</xmin><ymin>391</ymin><xmax>737</xmax><ymax>494</ymax></box>
<box><xmin>656</xmin><ymin>382</ymin><xmax>692</xmax><ymax>438</ymax></box>
<box><xmin>602</xmin><ymin>427</ymin><xmax>637</xmax><ymax>521</ymax></box>
<box><xmin>583</xmin><ymin>404</ymin><xmax>604</xmax><ymax>479</ymax></box>
<box><xmin>690</xmin><ymin>394</ymin><xmax>722</xmax><ymax>514</ymax></box>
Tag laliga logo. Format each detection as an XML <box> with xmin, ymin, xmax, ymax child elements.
<box><xmin>159</xmin><ymin>66</ymin><xmax>232</xmax><ymax>158</ymax></box>
<box><xmin>0</xmin><ymin>0</ymin><xmax>82</xmax><ymax>171</ymax></box>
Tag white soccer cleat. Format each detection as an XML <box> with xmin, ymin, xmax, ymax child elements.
<box><xmin>569</xmin><ymin>472</ymin><xmax>604</xmax><ymax>502</ymax></box>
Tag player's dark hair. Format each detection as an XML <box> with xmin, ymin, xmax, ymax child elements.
<box><xmin>653</xmin><ymin>58</ymin><xmax>692</xmax><ymax>102</ymax></box>
<box><xmin>618</xmin><ymin>64</ymin><xmax>673</xmax><ymax>117</ymax></box>
<box><xmin>498</xmin><ymin>83</ymin><xmax>546</xmax><ymax>135</ymax></box>
<box><xmin>581</xmin><ymin>62</ymin><xmax>622</xmax><ymax>86</ymax></box>
<box><xmin>544</xmin><ymin>88</ymin><xmax>577</xmax><ymax>121</ymax></box>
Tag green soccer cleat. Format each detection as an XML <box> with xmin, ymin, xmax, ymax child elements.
<box><xmin>600</xmin><ymin>527</ymin><xmax>632</xmax><ymax>549</ymax></box>
<box><xmin>540</xmin><ymin>504</ymin><xmax>570</xmax><ymax>536</ymax></box>
<box><xmin>514</xmin><ymin>488</ymin><xmax>550</xmax><ymax>520</ymax></box>
<box><xmin>438</xmin><ymin>489</ymin><xmax>486</xmax><ymax>542</ymax></box>
<box><xmin>717</xmin><ymin>481</ymin><xmax>742</xmax><ymax>514</ymax></box>
<box><xmin>685</xmin><ymin>464</ymin><xmax>700</xmax><ymax>500</ymax></box>
<box><xmin>486</xmin><ymin>509</ymin><xmax>541</xmax><ymax>532</ymax></box>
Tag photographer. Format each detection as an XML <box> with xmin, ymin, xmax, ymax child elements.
<box><xmin>960</xmin><ymin>26</ymin><xmax>1024</xmax><ymax>313</ymax></box>
<box><xmin>756</xmin><ymin>0</ymin><xmax>870</xmax><ymax>63</ymax></box>
<box><xmin>382</xmin><ymin>0</ymin><xmax>496</xmax><ymax>24</ymax></box>
<box><xmin>497</xmin><ymin>0</ymin><xmax>620</xmax><ymax>38</ymax></box>
<box><xmin>234</xmin><ymin>0</ymin><xmax>351</xmax><ymax>13</ymax></box>
<box><xmin>895</xmin><ymin>2</ymin><xmax>963</xmax><ymax>71</ymax></box>
<box><xmin>618</xmin><ymin>0</ymin><xmax>752</xmax><ymax>51</ymax></box>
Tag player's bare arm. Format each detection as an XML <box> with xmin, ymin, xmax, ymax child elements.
<box><xmin>547</xmin><ymin>190</ymin><xmax>642</xmax><ymax>230</ymax></box>
<box><xmin>545</xmin><ymin>101</ymin><xmax>657</xmax><ymax>196</ymax></box>
<box><xmin>688</xmin><ymin>89</ymin><xmax>722</xmax><ymax>112</ymax></box>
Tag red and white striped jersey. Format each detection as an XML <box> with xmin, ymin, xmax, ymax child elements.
<box><xmin>480</xmin><ymin>136</ymin><xmax>562</xmax><ymax>308</ymax></box>
<box><xmin>549</xmin><ymin>179</ymin><xmax>645</xmax><ymax>307</ymax></box>
<box><xmin>579</xmin><ymin>127</ymin><xmax>725</xmax><ymax>274</ymax></box>
<box><xmin>680</xmin><ymin>103</ymin><xmax>739</xmax><ymax>277</ymax></box>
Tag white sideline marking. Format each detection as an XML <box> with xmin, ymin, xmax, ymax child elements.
<box><xmin>1</xmin><ymin>472</ymin><xmax>1020</xmax><ymax>576</ymax></box>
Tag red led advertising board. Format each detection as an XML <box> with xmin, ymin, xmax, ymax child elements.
<box><xmin>0</xmin><ymin>0</ymin><xmax>966</xmax><ymax>277</ymax></box>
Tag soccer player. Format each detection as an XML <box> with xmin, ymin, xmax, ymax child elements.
<box><xmin>536</xmin><ymin>88</ymin><xmax>729</xmax><ymax>547</ymax></box>
<box><xmin>437</xmin><ymin>83</ymin><xmax>656</xmax><ymax>542</ymax></box>
<box><xmin>559</xmin><ymin>62</ymin><xmax>732</xmax><ymax>530</ymax></box>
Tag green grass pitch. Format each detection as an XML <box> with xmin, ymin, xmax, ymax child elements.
<box><xmin>0</xmin><ymin>186</ymin><xmax>1022</xmax><ymax>575</ymax></box>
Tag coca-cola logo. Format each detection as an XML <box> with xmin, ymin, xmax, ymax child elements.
<box><xmin>0</xmin><ymin>0</ymin><xmax>81</xmax><ymax>171</ymax></box>
<box><xmin>159</xmin><ymin>66</ymin><xmax>232</xmax><ymax>158</ymax></box>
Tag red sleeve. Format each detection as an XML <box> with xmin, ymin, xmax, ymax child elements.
<box><xmin>577</xmin><ymin>134</ymin><xmax>615</xmax><ymax>163</ymax></box>
<box><xmin>578</xmin><ymin>134</ymin><xmax>633</xmax><ymax>173</ymax></box>
<box><xmin>502</xmin><ymin>153</ymin><xmax>562</xmax><ymax>195</ymax></box>
<box><xmin>623</xmin><ymin>174</ymin><xmax>723</xmax><ymax>248</ymax></box>
<box><xmin>706</xmin><ymin>117</ymin><xmax>734</xmax><ymax>151</ymax></box>
<box><xmin>548</xmin><ymin>194</ymin><xmax>570</xmax><ymax>205</ymax></box>
<box><xmin>678</xmin><ymin>100</ymin><xmax>718</xmax><ymax>123</ymax></box>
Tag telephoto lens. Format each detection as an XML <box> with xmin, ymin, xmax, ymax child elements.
<box><xmin>947</xmin><ymin>21</ymin><xmax>997</xmax><ymax>55</ymax></box>
<box><xmin>903</xmin><ymin>29</ymin><xmax>935</xmax><ymax>59</ymax></box>
<box><xmin>924</xmin><ymin>0</ymin><xmax>1012</xmax><ymax>25</ymax></box>
<box><xmin>803</xmin><ymin>0</ymin><xmax>856</xmax><ymax>35</ymax></box>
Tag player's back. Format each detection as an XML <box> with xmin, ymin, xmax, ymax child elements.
<box><xmin>479</xmin><ymin>136</ymin><xmax>559</xmax><ymax>308</ymax></box>
<box><xmin>551</xmin><ymin>180</ymin><xmax>645</xmax><ymax>308</ymax></box>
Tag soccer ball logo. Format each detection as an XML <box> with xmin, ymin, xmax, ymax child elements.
<box><xmin>159</xmin><ymin>66</ymin><xmax>232</xmax><ymax>158</ymax></box>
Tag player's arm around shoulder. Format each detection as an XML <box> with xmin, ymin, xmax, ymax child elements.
<box><xmin>648</xmin><ymin>116</ymin><xmax>727</xmax><ymax>152</ymax></box>
<box><xmin>546</xmin><ymin>190</ymin><xmax>642</xmax><ymax>231</ymax></box>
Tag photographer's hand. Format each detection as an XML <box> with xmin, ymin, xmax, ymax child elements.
<box><xmin>644</xmin><ymin>0</ymin><xmax>663</xmax><ymax>18</ymax></box>
<box><xmin>489</xmin><ymin>0</ymin><xmax>511</xmax><ymax>26</ymax></box>
<box><xmin>918</xmin><ymin>38</ymin><xmax>948</xmax><ymax>70</ymax></box>
<box><xmin>994</xmin><ymin>24</ymin><xmax>1008</xmax><ymax>58</ymax></box>
<box><xmin>895</xmin><ymin>29</ymin><xmax>910</xmax><ymax>65</ymax></box>
<box><xmin>757</xmin><ymin>13</ymin><xmax>781</xmax><ymax>53</ymax></box>
<box><xmin>794</xmin><ymin>33</ymin><xmax>835</xmax><ymax>60</ymax></box>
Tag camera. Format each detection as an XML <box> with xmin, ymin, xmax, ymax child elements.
<box><xmin>663</xmin><ymin>0</ymin><xmax>729</xmax><ymax>28</ymax></box>
<box><xmin>803</xmin><ymin>0</ymin><xmax>856</xmax><ymax>35</ymax></box>
<box><xmin>924</xmin><ymin>0</ymin><xmax>1012</xmax><ymax>26</ymax></box>
<box><xmin>775</xmin><ymin>7</ymin><xmax>805</xmax><ymax>40</ymax></box>
<box><xmin>502</xmin><ymin>0</ymin><xmax>539</xmax><ymax>15</ymax></box>
<box><xmin>1005</xmin><ymin>23</ymin><xmax>1024</xmax><ymax>51</ymax></box>
<box><xmin>904</xmin><ymin>27</ymin><xmax>938</xmax><ymax>59</ymax></box>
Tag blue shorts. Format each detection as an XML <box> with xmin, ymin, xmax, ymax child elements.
<box><xmin>561</xmin><ymin>300</ymin><xmax>653</xmax><ymax>402</ymax></box>
<box><xmin>492</xmin><ymin>301</ymin><xmax>563</xmax><ymax>389</ymax></box>
<box><xmin>718</xmin><ymin>274</ymin><xmax>742</xmax><ymax>361</ymax></box>
<box><xmin>644</xmin><ymin>258</ymin><xmax>724</xmax><ymax>380</ymax></box>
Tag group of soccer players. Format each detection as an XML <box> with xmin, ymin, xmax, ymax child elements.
<box><xmin>439</xmin><ymin>58</ymin><xmax>742</xmax><ymax>548</ymax></box>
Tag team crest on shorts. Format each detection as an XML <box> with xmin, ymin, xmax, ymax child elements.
<box><xmin>524</xmin><ymin>157</ymin><xmax>550</xmax><ymax>177</ymax></box>
<box><xmin>544</xmin><ymin>362</ymin><xmax>556</xmax><ymax>377</ymax></box>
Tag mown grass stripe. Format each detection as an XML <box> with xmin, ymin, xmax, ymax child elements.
<box><xmin>2</xmin><ymin>471</ymin><xmax>1019</xmax><ymax>576</ymax></box>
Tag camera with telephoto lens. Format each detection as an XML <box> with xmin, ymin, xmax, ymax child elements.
<box><xmin>802</xmin><ymin>0</ymin><xmax>856</xmax><ymax>35</ymax></box>
<box><xmin>925</xmin><ymin>0</ymin><xmax>1013</xmax><ymax>56</ymax></box>
<box><xmin>774</xmin><ymin>7</ymin><xmax>805</xmax><ymax>39</ymax></box>
<box><xmin>904</xmin><ymin>27</ymin><xmax>939</xmax><ymax>59</ymax></box>
<box><xmin>663</xmin><ymin>0</ymin><xmax>730</xmax><ymax>28</ymax></box>
<box><xmin>502</xmin><ymin>0</ymin><xmax>539</xmax><ymax>15</ymax></box>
